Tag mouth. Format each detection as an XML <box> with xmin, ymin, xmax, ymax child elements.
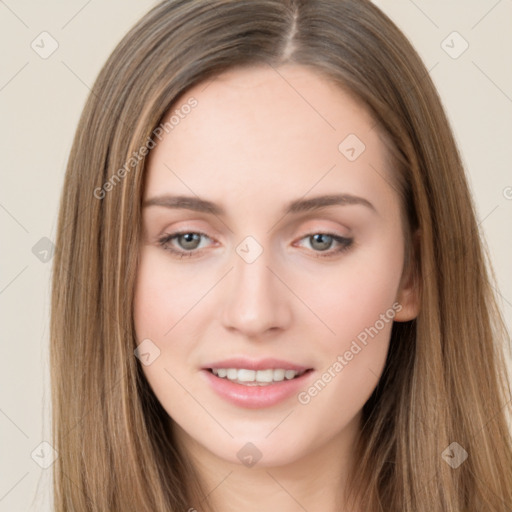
<box><xmin>200</xmin><ymin>358</ymin><xmax>315</xmax><ymax>408</ymax></box>
<box><xmin>206</xmin><ymin>367</ymin><xmax>312</xmax><ymax>386</ymax></box>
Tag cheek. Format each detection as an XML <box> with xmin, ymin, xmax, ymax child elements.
<box><xmin>133</xmin><ymin>249</ymin><xmax>214</xmax><ymax>340</ymax></box>
<box><xmin>293</xmin><ymin>235</ymin><xmax>403</xmax><ymax>401</ymax></box>
<box><xmin>294</xmin><ymin>266</ymin><xmax>400</xmax><ymax>429</ymax></box>
<box><xmin>133</xmin><ymin>249</ymin><xmax>218</xmax><ymax>407</ymax></box>
<box><xmin>304</xmin><ymin>279</ymin><xmax>396</xmax><ymax>399</ymax></box>
<box><xmin>301</xmin><ymin>240</ymin><xmax>403</xmax><ymax>347</ymax></box>
<box><xmin>322</xmin><ymin>270</ymin><xmax>400</xmax><ymax>345</ymax></box>
<box><xmin>133</xmin><ymin>254</ymin><xmax>193</xmax><ymax>414</ymax></box>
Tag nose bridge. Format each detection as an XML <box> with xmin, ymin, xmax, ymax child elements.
<box><xmin>220</xmin><ymin>238</ymin><xmax>291</xmax><ymax>335</ymax></box>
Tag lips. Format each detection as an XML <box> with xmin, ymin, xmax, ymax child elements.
<box><xmin>200</xmin><ymin>357</ymin><xmax>315</xmax><ymax>409</ymax></box>
<box><xmin>202</xmin><ymin>357</ymin><xmax>311</xmax><ymax>372</ymax></box>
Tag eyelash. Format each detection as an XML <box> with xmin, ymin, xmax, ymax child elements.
<box><xmin>157</xmin><ymin>231</ymin><xmax>354</xmax><ymax>259</ymax></box>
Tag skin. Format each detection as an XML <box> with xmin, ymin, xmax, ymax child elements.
<box><xmin>133</xmin><ymin>64</ymin><xmax>419</xmax><ymax>512</ymax></box>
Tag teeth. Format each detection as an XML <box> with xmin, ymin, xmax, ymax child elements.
<box><xmin>211</xmin><ymin>368</ymin><xmax>306</xmax><ymax>385</ymax></box>
<box><xmin>238</xmin><ymin>369</ymin><xmax>256</xmax><ymax>382</ymax></box>
<box><xmin>285</xmin><ymin>370</ymin><xmax>297</xmax><ymax>380</ymax></box>
<box><xmin>273</xmin><ymin>369</ymin><xmax>285</xmax><ymax>381</ymax></box>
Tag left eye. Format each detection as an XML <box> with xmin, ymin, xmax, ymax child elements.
<box><xmin>303</xmin><ymin>233</ymin><xmax>335</xmax><ymax>251</ymax></box>
<box><xmin>296</xmin><ymin>233</ymin><xmax>353</xmax><ymax>255</ymax></box>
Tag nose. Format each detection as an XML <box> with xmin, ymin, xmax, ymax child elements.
<box><xmin>220</xmin><ymin>247</ymin><xmax>292</xmax><ymax>338</ymax></box>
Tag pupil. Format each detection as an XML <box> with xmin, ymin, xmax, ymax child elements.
<box><xmin>180</xmin><ymin>233</ymin><xmax>200</xmax><ymax>250</ymax></box>
<box><xmin>311</xmin><ymin>234</ymin><xmax>332</xmax><ymax>251</ymax></box>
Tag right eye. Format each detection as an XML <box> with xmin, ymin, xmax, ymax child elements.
<box><xmin>157</xmin><ymin>231</ymin><xmax>215</xmax><ymax>258</ymax></box>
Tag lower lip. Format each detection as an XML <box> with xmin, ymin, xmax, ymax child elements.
<box><xmin>201</xmin><ymin>369</ymin><xmax>314</xmax><ymax>409</ymax></box>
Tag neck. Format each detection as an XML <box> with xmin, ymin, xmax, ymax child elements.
<box><xmin>172</xmin><ymin>412</ymin><xmax>363</xmax><ymax>512</ymax></box>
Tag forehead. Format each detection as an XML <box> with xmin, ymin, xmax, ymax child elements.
<box><xmin>144</xmin><ymin>64</ymin><xmax>395</xmax><ymax>213</ymax></box>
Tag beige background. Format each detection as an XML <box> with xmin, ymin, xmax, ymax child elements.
<box><xmin>1</xmin><ymin>1</ymin><xmax>511</xmax><ymax>510</ymax></box>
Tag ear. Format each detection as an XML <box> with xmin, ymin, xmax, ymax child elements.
<box><xmin>394</xmin><ymin>230</ymin><xmax>421</xmax><ymax>322</ymax></box>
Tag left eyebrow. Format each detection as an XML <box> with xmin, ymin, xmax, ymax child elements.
<box><xmin>284</xmin><ymin>193</ymin><xmax>377</xmax><ymax>215</ymax></box>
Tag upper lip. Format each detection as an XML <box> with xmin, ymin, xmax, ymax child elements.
<box><xmin>202</xmin><ymin>357</ymin><xmax>312</xmax><ymax>372</ymax></box>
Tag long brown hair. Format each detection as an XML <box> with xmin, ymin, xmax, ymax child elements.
<box><xmin>50</xmin><ymin>0</ymin><xmax>512</xmax><ymax>510</ymax></box>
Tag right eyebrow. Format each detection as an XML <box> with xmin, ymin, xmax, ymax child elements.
<box><xmin>142</xmin><ymin>195</ymin><xmax>224</xmax><ymax>215</ymax></box>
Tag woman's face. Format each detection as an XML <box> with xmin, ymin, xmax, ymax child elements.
<box><xmin>134</xmin><ymin>64</ymin><xmax>418</xmax><ymax>468</ymax></box>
